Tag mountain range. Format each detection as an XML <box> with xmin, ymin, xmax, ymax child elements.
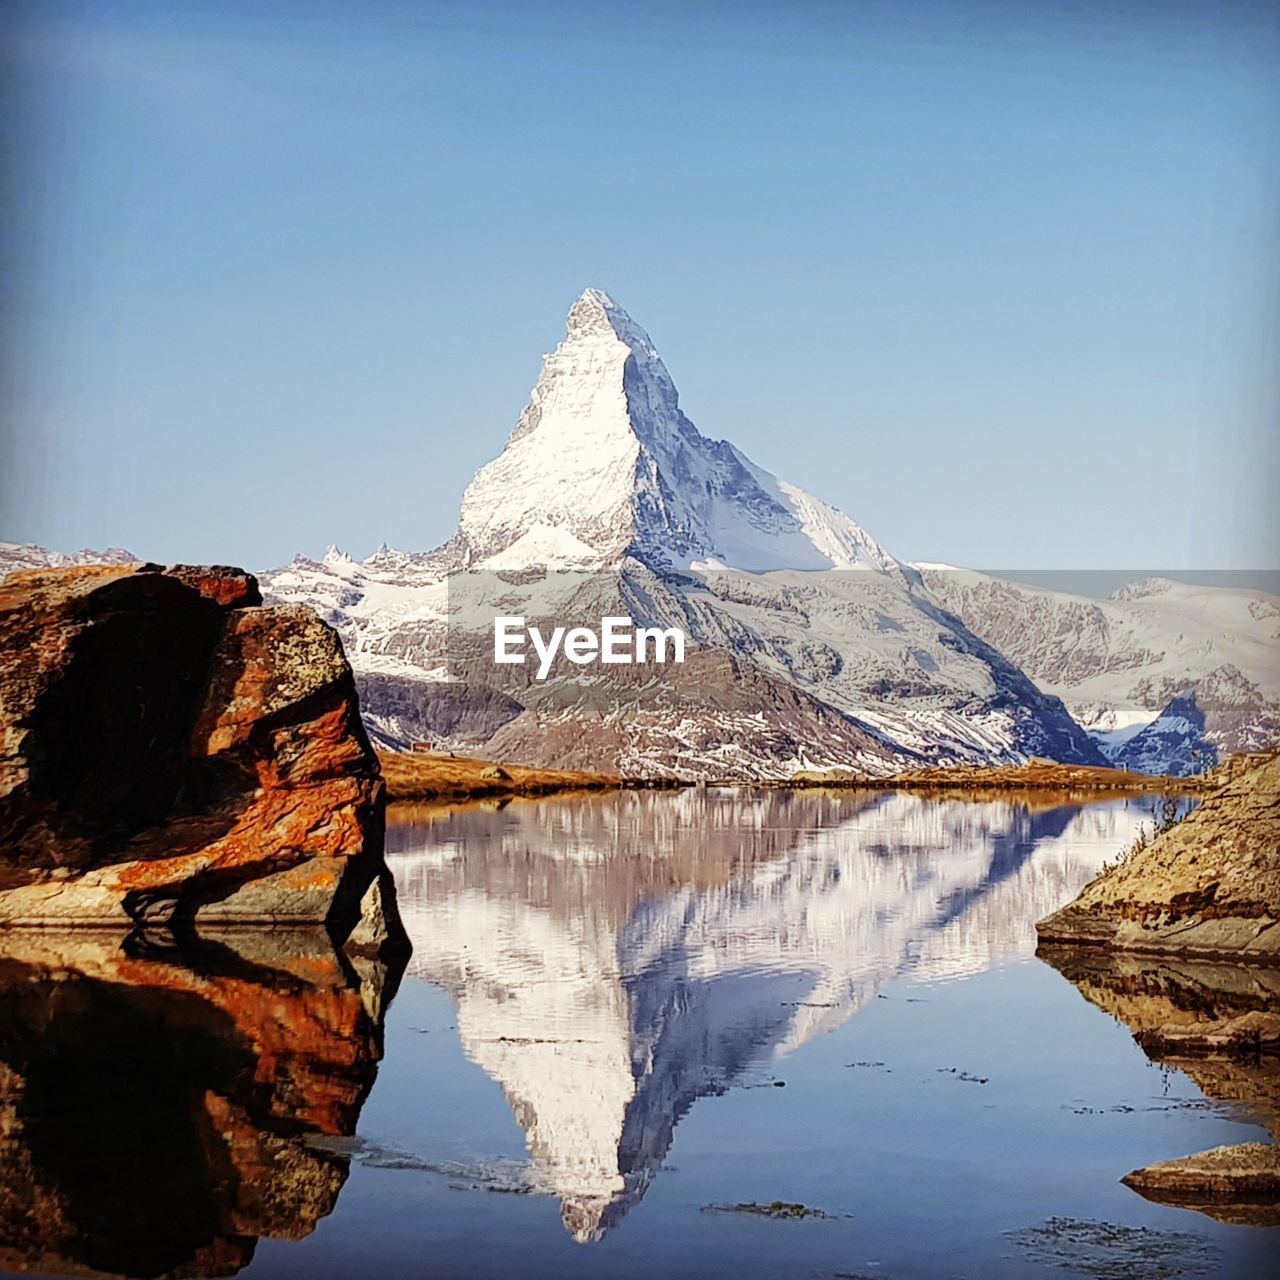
<box><xmin>4</xmin><ymin>289</ymin><xmax>1276</xmax><ymax>776</ymax></box>
<box><xmin>918</xmin><ymin>567</ymin><xmax>1280</xmax><ymax>774</ymax></box>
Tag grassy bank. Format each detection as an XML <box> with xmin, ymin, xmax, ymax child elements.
<box><xmin>379</xmin><ymin>752</ymin><xmax>1211</xmax><ymax>804</ymax></box>
<box><xmin>377</xmin><ymin>751</ymin><xmax>620</xmax><ymax>802</ymax></box>
<box><xmin>777</xmin><ymin>761</ymin><xmax>1210</xmax><ymax>795</ymax></box>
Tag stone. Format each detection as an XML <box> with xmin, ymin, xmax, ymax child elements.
<box><xmin>0</xmin><ymin>562</ymin><xmax>406</xmax><ymax>953</ymax></box>
<box><xmin>1036</xmin><ymin>755</ymin><xmax>1280</xmax><ymax>960</ymax></box>
<box><xmin>343</xmin><ymin>870</ymin><xmax>398</xmax><ymax>959</ymax></box>
<box><xmin>1122</xmin><ymin>1143</ymin><xmax>1280</xmax><ymax>1227</ymax></box>
<box><xmin>160</xmin><ymin>563</ymin><xmax>262</xmax><ymax>609</ymax></box>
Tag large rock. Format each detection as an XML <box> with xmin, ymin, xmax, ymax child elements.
<box><xmin>1036</xmin><ymin>755</ymin><xmax>1280</xmax><ymax>960</ymax></box>
<box><xmin>1121</xmin><ymin>1144</ymin><xmax>1280</xmax><ymax>1226</ymax></box>
<box><xmin>0</xmin><ymin>562</ymin><xmax>404</xmax><ymax>951</ymax></box>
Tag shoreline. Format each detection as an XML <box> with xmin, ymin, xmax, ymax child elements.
<box><xmin>379</xmin><ymin>752</ymin><xmax>1206</xmax><ymax>805</ymax></box>
<box><xmin>764</xmin><ymin>761</ymin><xmax>1208</xmax><ymax>794</ymax></box>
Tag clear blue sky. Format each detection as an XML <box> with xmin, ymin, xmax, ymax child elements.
<box><xmin>4</xmin><ymin>0</ymin><xmax>1278</xmax><ymax>571</ymax></box>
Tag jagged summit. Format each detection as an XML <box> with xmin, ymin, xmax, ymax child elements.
<box><xmin>259</xmin><ymin>290</ymin><xmax>1115</xmax><ymax>775</ymax></box>
<box><xmin>563</xmin><ymin>287</ymin><xmax>657</xmax><ymax>357</ymax></box>
<box><xmin>1110</xmin><ymin>576</ymin><xmax>1177</xmax><ymax>602</ymax></box>
<box><xmin>456</xmin><ymin>290</ymin><xmax>897</xmax><ymax>574</ymax></box>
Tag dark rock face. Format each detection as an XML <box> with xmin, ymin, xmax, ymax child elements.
<box><xmin>1120</xmin><ymin>670</ymin><xmax>1280</xmax><ymax>777</ymax></box>
<box><xmin>0</xmin><ymin>563</ymin><xmax>403</xmax><ymax>951</ymax></box>
<box><xmin>353</xmin><ymin>671</ymin><xmax>524</xmax><ymax>751</ymax></box>
<box><xmin>477</xmin><ymin>648</ymin><xmax>909</xmax><ymax>780</ymax></box>
<box><xmin>0</xmin><ymin>927</ymin><xmax>405</xmax><ymax>1278</ymax></box>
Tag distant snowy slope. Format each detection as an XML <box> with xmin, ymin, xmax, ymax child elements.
<box><xmin>0</xmin><ymin>542</ymin><xmax>138</xmax><ymax>576</ymax></box>
<box><xmin>916</xmin><ymin>567</ymin><xmax>1280</xmax><ymax>773</ymax></box>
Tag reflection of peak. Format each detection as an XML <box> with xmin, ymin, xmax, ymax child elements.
<box><xmin>390</xmin><ymin>790</ymin><xmax>1146</xmax><ymax>1240</ymax></box>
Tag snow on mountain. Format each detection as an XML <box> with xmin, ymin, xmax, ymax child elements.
<box><xmin>10</xmin><ymin>292</ymin><xmax>1269</xmax><ymax>778</ymax></box>
<box><xmin>449</xmin><ymin>289</ymin><xmax>898</xmax><ymax>575</ymax></box>
<box><xmin>263</xmin><ymin>289</ymin><xmax>1101</xmax><ymax>777</ymax></box>
<box><xmin>916</xmin><ymin>567</ymin><xmax>1280</xmax><ymax>774</ymax></box>
<box><xmin>0</xmin><ymin>542</ymin><xmax>138</xmax><ymax>576</ymax></box>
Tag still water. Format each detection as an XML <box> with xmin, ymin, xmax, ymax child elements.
<box><xmin>1</xmin><ymin>790</ymin><xmax>1277</xmax><ymax>1279</ymax></box>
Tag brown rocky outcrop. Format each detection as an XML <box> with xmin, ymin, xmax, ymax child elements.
<box><xmin>0</xmin><ymin>562</ymin><xmax>403</xmax><ymax>951</ymax></box>
<box><xmin>1120</xmin><ymin>1144</ymin><xmax>1280</xmax><ymax>1226</ymax></box>
<box><xmin>1036</xmin><ymin>756</ymin><xmax>1280</xmax><ymax>961</ymax></box>
<box><xmin>0</xmin><ymin>926</ymin><xmax>405</xmax><ymax>1277</ymax></box>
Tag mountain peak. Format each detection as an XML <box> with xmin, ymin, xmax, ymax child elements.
<box><xmin>568</xmin><ymin>285</ymin><xmax>615</xmax><ymax>316</ymax></box>
<box><xmin>451</xmin><ymin>291</ymin><xmax>898</xmax><ymax>574</ymax></box>
<box><xmin>564</xmin><ymin>288</ymin><xmax>660</xmax><ymax>364</ymax></box>
<box><xmin>1110</xmin><ymin>576</ymin><xmax>1178</xmax><ymax>602</ymax></box>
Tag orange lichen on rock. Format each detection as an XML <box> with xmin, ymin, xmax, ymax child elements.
<box><xmin>0</xmin><ymin>561</ymin><xmax>404</xmax><ymax>951</ymax></box>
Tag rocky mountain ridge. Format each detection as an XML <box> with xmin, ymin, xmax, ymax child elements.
<box><xmin>918</xmin><ymin>567</ymin><xmax>1280</xmax><ymax>773</ymax></box>
<box><xmin>258</xmin><ymin>291</ymin><xmax>1104</xmax><ymax>778</ymax></box>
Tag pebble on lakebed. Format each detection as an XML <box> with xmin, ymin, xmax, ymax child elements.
<box><xmin>1004</xmin><ymin>1216</ymin><xmax>1219</xmax><ymax>1280</ymax></box>
<box><xmin>701</xmin><ymin>1200</ymin><xmax>843</xmax><ymax>1220</ymax></box>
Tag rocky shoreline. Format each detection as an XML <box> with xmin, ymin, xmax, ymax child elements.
<box><xmin>1037</xmin><ymin>755</ymin><xmax>1280</xmax><ymax>963</ymax></box>
<box><xmin>1037</xmin><ymin>754</ymin><xmax>1280</xmax><ymax>1224</ymax></box>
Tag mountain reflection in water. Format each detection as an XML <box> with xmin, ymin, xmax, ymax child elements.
<box><xmin>0</xmin><ymin>929</ymin><xmax>402</xmax><ymax>1278</ymax></box>
<box><xmin>386</xmin><ymin>788</ymin><xmax>1158</xmax><ymax>1243</ymax></box>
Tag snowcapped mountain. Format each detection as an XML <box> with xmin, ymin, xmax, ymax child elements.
<box><xmin>0</xmin><ymin>542</ymin><xmax>138</xmax><ymax>576</ymax></box>
<box><xmin>9</xmin><ymin>292</ymin><xmax>1272</xmax><ymax>777</ymax></box>
<box><xmin>448</xmin><ymin>289</ymin><xmax>898</xmax><ymax>575</ymax></box>
<box><xmin>263</xmin><ymin>290</ymin><xmax>1101</xmax><ymax>776</ymax></box>
<box><xmin>916</xmin><ymin>567</ymin><xmax>1280</xmax><ymax>774</ymax></box>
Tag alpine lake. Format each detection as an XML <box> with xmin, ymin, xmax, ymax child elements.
<box><xmin>2</xmin><ymin>787</ymin><xmax>1277</xmax><ymax>1280</ymax></box>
